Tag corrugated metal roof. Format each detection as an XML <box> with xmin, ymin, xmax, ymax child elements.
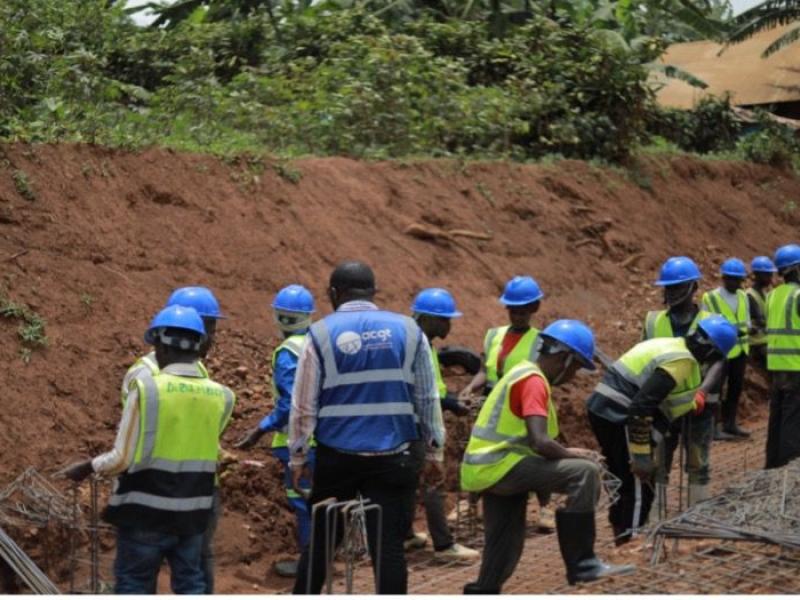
<box><xmin>655</xmin><ymin>23</ymin><xmax>800</xmax><ymax>108</ymax></box>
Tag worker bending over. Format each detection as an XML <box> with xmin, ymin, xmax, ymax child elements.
<box><xmin>642</xmin><ymin>257</ymin><xmax>713</xmax><ymax>515</ymax></box>
<box><xmin>747</xmin><ymin>256</ymin><xmax>777</xmax><ymax>371</ymax></box>
<box><xmin>236</xmin><ymin>285</ymin><xmax>316</xmax><ymax>577</ymax></box>
<box><xmin>62</xmin><ymin>306</ymin><xmax>235</xmax><ymax>593</ymax></box>
<box><xmin>766</xmin><ymin>244</ymin><xmax>800</xmax><ymax>468</ymax></box>
<box><xmin>701</xmin><ymin>258</ymin><xmax>752</xmax><ymax>439</ymax></box>
<box><xmin>461</xmin><ymin>320</ymin><xmax>634</xmax><ymax>592</ymax></box>
<box><xmin>405</xmin><ymin>288</ymin><xmax>478</xmax><ymax>561</ymax></box>
<box><xmin>586</xmin><ymin>316</ymin><xmax>736</xmax><ymax>545</ymax></box>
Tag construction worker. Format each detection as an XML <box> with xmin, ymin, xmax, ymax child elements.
<box><xmin>586</xmin><ymin>316</ymin><xmax>737</xmax><ymax>545</ymax></box>
<box><xmin>460</xmin><ymin>275</ymin><xmax>544</xmax><ymax>398</ymax></box>
<box><xmin>404</xmin><ymin>288</ymin><xmax>478</xmax><ymax>561</ymax></box>
<box><xmin>701</xmin><ymin>258</ymin><xmax>752</xmax><ymax>439</ymax></box>
<box><xmin>461</xmin><ymin>320</ymin><xmax>634</xmax><ymax>592</ymax></box>
<box><xmin>118</xmin><ymin>286</ymin><xmax>225</xmax><ymax>593</ymax></box>
<box><xmin>289</xmin><ymin>261</ymin><xmax>445</xmax><ymax>594</ymax></box>
<box><xmin>747</xmin><ymin>256</ymin><xmax>777</xmax><ymax>371</ymax></box>
<box><xmin>236</xmin><ymin>284</ymin><xmax>316</xmax><ymax>577</ymax></box>
<box><xmin>458</xmin><ymin>275</ymin><xmax>554</xmax><ymax>529</ymax></box>
<box><xmin>642</xmin><ymin>257</ymin><xmax>714</xmax><ymax>513</ymax></box>
<box><xmin>765</xmin><ymin>244</ymin><xmax>800</xmax><ymax>468</ymax></box>
<box><xmin>60</xmin><ymin>305</ymin><xmax>235</xmax><ymax>594</ymax></box>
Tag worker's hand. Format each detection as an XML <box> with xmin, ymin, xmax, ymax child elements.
<box><xmin>422</xmin><ymin>459</ymin><xmax>445</xmax><ymax>488</ymax></box>
<box><xmin>693</xmin><ymin>390</ymin><xmax>708</xmax><ymax>416</ymax></box>
<box><xmin>458</xmin><ymin>386</ymin><xmax>475</xmax><ymax>402</ymax></box>
<box><xmin>630</xmin><ymin>454</ymin><xmax>655</xmax><ymax>481</ymax></box>
<box><xmin>567</xmin><ymin>448</ymin><xmax>605</xmax><ymax>465</ymax></box>
<box><xmin>291</xmin><ymin>463</ymin><xmax>312</xmax><ymax>499</ymax></box>
<box><xmin>56</xmin><ymin>460</ymin><xmax>93</xmax><ymax>483</ymax></box>
<box><xmin>235</xmin><ymin>427</ymin><xmax>264</xmax><ymax>450</ymax></box>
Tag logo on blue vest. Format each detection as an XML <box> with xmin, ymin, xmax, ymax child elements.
<box><xmin>336</xmin><ymin>331</ymin><xmax>363</xmax><ymax>354</ymax></box>
<box><xmin>336</xmin><ymin>329</ymin><xmax>394</xmax><ymax>354</ymax></box>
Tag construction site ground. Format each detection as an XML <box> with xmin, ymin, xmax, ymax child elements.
<box><xmin>1</xmin><ymin>143</ymin><xmax>799</xmax><ymax>593</ymax></box>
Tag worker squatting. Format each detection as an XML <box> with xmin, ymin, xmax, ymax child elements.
<box><xmin>58</xmin><ymin>244</ymin><xmax>800</xmax><ymax>594</ymax></box>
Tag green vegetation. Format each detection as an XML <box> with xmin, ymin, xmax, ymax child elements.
<box><xmin>0</xmin><ymin>294</ymin><xmax>48</xmax><ymax>362</ymax></box>
<box><xmin>0</xmin><ymin>0</ymin><xmax>795</xmax><ymax>166</ymax></box>
<box><xmin>12</xmin><ymin>170</ymin><xmax>36</xmax><ymax>201</ymax></box>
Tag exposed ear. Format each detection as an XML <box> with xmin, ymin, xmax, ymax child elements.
<box><xmin>328</xmin><ymin>286</ymin><xmax>338</xmax><ymax>309</ymax></box>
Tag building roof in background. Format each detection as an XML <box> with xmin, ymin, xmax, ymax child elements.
<box><xmin>656</xmin><ymin>23</ymin><xmax>800</xmax><ymax>108</ymax></box>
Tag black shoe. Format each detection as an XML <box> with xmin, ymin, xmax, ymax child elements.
<box><xmin>724</xmin><ymin>424</ymin><xmax>751</xmax><ymax>438</ymax></box>
<box><xmin>555</xmin><ymin>510</ymin><xmax>636</xmax><ymax>585</ymax></box>
<box><xmin>273</xmin><ymin>559</ymin><xmax>299</xmax><ymax>578</ymax></box>
<box><xmin>463</xmin><ymin>582</ymin><xmax>498</xmax><ymax>594</ymax></box>
<box><xmin>713</xmin><ymin>426</ymin><xmax>737</xmax><ymax>441</ymax></box>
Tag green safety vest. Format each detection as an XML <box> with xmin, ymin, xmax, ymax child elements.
<box><xmin>766</xmin><ymin>283</ymin><xmax>800</xmax><ymax>372</ymax></box>
<box><xmin>595</xmin><ymin>337</ymin><xmax>701</xmax><ymax>422</ymax></box>
<box><xmin>460</xmin><ymin>361</ymin><xmax>557</xmax><ymax>493</ymax></box>
<box><xmin>121</xmin><ymin>351</ymin><xmax>209</xmax><ymax>406</ymax></box>
<box><xmin>642</xmin><ymin>309</ymin><xmax>711</xmax><ymax>341</ymax></box>
<box><xmin>271</xmin><ymin>335</ymin><xmax>306</xmax><ymax>449</ymax></box>
<box><xmin>431</xmin><ymin>347</ymin><xmax>447</xmax><ymax>400</ymax></box>
<box><xmin>746</xmin><ymin>288</ymin><xmax>768</xmax><ymax>347</ymax></box>
<box><xmin>104</xmin><ymin>368</ymin><xmax>235</xmax><ymax>535</ymax></box>
<box><xmin>483</xmin><ymin>326</ymin><xmax>540</xmax><ymax>384</ymax></box>
<box><xmin>702</xmin><ymin>288</ymin><xmax>750</xmax><ymax>358</ymax></box>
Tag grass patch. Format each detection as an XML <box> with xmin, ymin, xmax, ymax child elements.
<box><xmin>0</xmin><ymin>293</ymin><xmax>48</xmax><ymax>361</ymax></box>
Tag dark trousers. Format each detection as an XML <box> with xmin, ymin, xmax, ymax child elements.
<box><xmin>200</xmin><ymin>489</ymin><xmax>220</xmax><ymax>594</ymax></box>
<box><xmin>721</xmin><ymin>353</ymin><xmax>747</xmax><ymax>429</ymax></box>
<box><xmin>766</xmin><ymin>372</ymin><xmax>800</xmax><ymax>468</ymax></box>
<box><xmin>293</xmin><ymin>442</ymin><xmax>424</xmax><ymax>594</ymax></box>
<box><xmin>588</xmin><ymin>412</ymin><xmax>653</xmax><ymax>542</ymax></box>
<box><xmin>407</xmin><ymin>484</ymin><xmax>454</xmax><ymax>551</ymax></box>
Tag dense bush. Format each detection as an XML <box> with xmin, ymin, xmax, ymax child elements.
<box><xmin>737</xmin><ymin>114</ymin><xmax>800</xmax><ymax>169</ymax></box>
<box><xmin>645</xmin><ymin>96</ymin><xmax>741</xmax><ymax>153</ymax></box>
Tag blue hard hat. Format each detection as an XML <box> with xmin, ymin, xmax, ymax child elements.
<box><xmin>272</xmin><ymin>284</ymin><xmax>315</xmax><ymax>314</ymax></box>
<box><xmin>655</xmin><ymin>257</ymin><xmax>701</xmax><ymax>286</ymax></box>
<box><xmin>775</xmin><ymin>244</ymin><xmax>800</xmax><ymax>271</ymax></box>
<box><xmin>500</xmin><ymin>276</ymin><xmax>544</xmax><ymax>306</ymax></box>
<box><xmin>751</xmin><ymin>256</ymin><xmax>777</xmax><ymax>273</ymax></box>
<box><xmin>411</xmin><ymin>288</ymin><xmax>462</xmax><ymax>318</ymax></box>
<box><xmin>166</xmin><ymin>286</ymin><xmax>225</xmax><ymax>319</ymax></box>
<box><xmin>720</xmin><ymin>258</ymin><xmax>747</xmax><ymax>278</ymax></box>
<box><xmin>144</xmin><ymin>305</ymin><xmax>206</xmax><ymax>345</ymax></box>
<box><xmin>540</xmin><ymin>319</ymin><xmax>596</xmax><ymax>371</ymax></box>
<box><xmin>697</xmin><ymin>315</ymin><xmax>738</xmax><ymax>357</ymax></box>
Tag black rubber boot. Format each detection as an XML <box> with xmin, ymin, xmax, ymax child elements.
<box><xmin>723</xmin><ymin>394</ymin><xmax>751</xmax><ymax>437</ymax></box>
<box><xmin>463</xmin><ymin>582</ymin><xmax>498</xmax><ymax>594</ymax></box>
<box><xmin>555</xmin><ymin>510</ymin><xmax>636</xmax><ymax>585</ymax></box>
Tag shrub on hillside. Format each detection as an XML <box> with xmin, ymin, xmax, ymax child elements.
<box><xmin>646</xmin><ymin>96</ymin><xmax>741</xmax><ymax>153</ymax></box>
<box><xmin>737</xmin><ymin>114</ymin><xmax>800</xmax><ymax>169</ymax></box>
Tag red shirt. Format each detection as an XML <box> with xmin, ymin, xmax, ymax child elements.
<box><xmin>497</xmin><ymin>330</ymin><xmax>525</xmax><ymax>377</ymax></box>
<box><xmin>509</xmin><ymin>374</ymin><xmax>549</xmax><ymax>419</ymax></box>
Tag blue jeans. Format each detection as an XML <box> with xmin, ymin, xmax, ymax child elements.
<box><xmin>114</xmin><ymin>527</ymin><xmax>205</xmax><ymax>594</ymax></box>
<box><xmin>272</xmin><ymin>446</ymin><xmax>315</xmax><ymax>548</ymax></box>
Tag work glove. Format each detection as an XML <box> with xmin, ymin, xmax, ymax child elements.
<box><xmin>630</xmin><ymin>453</ymin><xmax>655</xmax><ymax>480</ymax></box>
<box><xmin>627</xmin><ymin>414</ymin><xmax>653</xmax><ymax>480</ymax></box>
<box><xmin>693</xmin><ymin>390</ymin><xmax>707</xmax><ymax>416</ymax></box>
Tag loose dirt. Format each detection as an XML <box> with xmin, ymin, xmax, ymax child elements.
<box><xmin>0</xmin><ymin>143</ymin><xmax>797</xmax><ymax>593</ymax></box>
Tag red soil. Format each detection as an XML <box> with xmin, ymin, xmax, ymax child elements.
<box><xmin>0</xmin><ymin>143</ymin><xmax>797</xmax><ymax>592</ymax></box>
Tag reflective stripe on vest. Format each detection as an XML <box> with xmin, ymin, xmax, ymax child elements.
<box><xmin>598</xmin><ymin>338</ymin><xmax>701</xmax><ymax>422</ymax></box>
<box><xmin>310</xmin><ymin>311</ymin><xmax>420</xmax><ymax>453</ymax></box>
<box><xmin>483</xmin><ymin>326</ymin><xmax>540</xmax><ymax>384</ymax></box>
<box><xmin>105</xmin><ymin>370</ymin><xmax>234</xmax><ymax>535</ymax></box>
<box><xmin>271</xmin><ymin>335</ymin><xmax>306</xmax><ymax>448</ymax></box>
<box><xmin>460</xmin><ymin>361</ymin><xmax>556</xmax><ymax>492</ymax></box>
<box><xmin>703</xmin><ymin>289</ymin><xmax>749</xmax><ymax>358</ymax></box>
<box><xmin>121</xmin><ymin>353</ymin><xmax>209</xmax><ymax>407</ymax></box>
<box><xmin>643</xmin><ymin>309</ymin><xmax>709</xmax><ymax>341</ymax></box>
<box><xmin>747</xmin><ymin>288</ymin><xmax>768</xmax><ymax>346</ymax></box>
<box><xmin>766</xmin><ymin>283</ymin><xmax>800</xmax><ymax>371</ymax></box>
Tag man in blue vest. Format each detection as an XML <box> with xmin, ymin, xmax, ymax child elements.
<box><xmin>61</xmin><ymin>306</ymin><xmax>235</xmax><ymax>594</ymax></box>
<box><xmin>288</xmin><ymin>261</ymin><xmax>445</xmax><ymax>594</ymax></box>
<box><xmin>236</xmin><ymin>284</ymin><xmax>317</xmax><ymax>578</ymax></box>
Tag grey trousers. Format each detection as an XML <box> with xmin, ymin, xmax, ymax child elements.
<box><xmin>475</xmin><ymin>456</ymin><xmax>600</xmax><ymax>591</ymax></box>
<box><xmin>200</xmin><ymin>489</ymin><xmax>221</xmax><ymax>594</ymax></box>
<box><xmin>422</xmin><ymin>484</ymin><xmax>455</xmax><ymax>551</ymax></box>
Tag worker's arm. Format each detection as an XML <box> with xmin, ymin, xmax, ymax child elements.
<box><xmin>748</xmin><ymin>294</ymin><xmax>765</xmax><ymax>331</ymax></box>
<box><xmin>288</xmin><ymin>337</ymin><xmax>321</xmax><ymax>471</ymax></box>
<box><xmin>525</xmin><ymin>416</ymin><xmax>587</xmax><ymax>460</ymax></box>
<box><xmin>627</xmin><ymin>368</ymin><xmax>677</xmax><ymax>479</ymax></box>
<box><xmin>237</xmin><ymin>348</ymin><xmax>297</xmax><ymax>449</ymax></box>
<box><xmin>459</xmin><ymin>365</ymin><xmax>487</xmax><ymax>400</ymax></box>
<box><xmin>60</xmin><ymin>385</ymin><xmax>141</xmax><ymax>482</ymax></box>
<box><xmin>413</xmin><ymin>332</ymin><xmax>445</xmax><ymax>462</ymax></box>
<box><xmin>699</xmin><ymin>360</ymin><xmax>725</xmax><ymax>394</ymax></box>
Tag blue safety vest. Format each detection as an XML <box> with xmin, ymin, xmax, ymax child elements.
<box><xmin>310</xmin><ymin>310</ymin><xmax>421</xmax><ymax>452</ymax></box>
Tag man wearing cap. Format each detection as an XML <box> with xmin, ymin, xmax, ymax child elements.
<box><xmin>61</xmin><ymin>306</ymin><xmax>236</xmax><ymax>594</ymax></box>
<box><xmin>641</xmin><ymin>257</ymin><xmax>715</xmax><ymax>512</ymax></box>
<box><xmin>461</xmin><ymin>320</ymin><xmax>634</xmax><ymax>592</ymax></box>
<box><xmin>289</xmin><ymin>261</ymin><xmax>445</xmax><ymax>594</ymax></box>
<box><xmin>405</xmin><ymin>288</ymin><xmax>478</xmax><ymax>561</ymax></box>
<box><xmin>766</xmin><ymin>244</ymin><xmax>800</xmax><ymax>468</ymax></box>
<box><xmin>702</xmin><ymin>258</ymin><xmax>752</xmax><ymax>439</ymax></box>
<box><xmin>747</xmin><ymin>256</ymin><xmax>777</xmax><ymax>371</ymax></box>
<box><xmin>586</xmin><ymin>316</ymin><xmax>737</xmax><ymax>545</ymax></box>
<box><xmin>236</xmin><ymin>284</ymin><xmax>317</xmax><ymax>577</ymax></box>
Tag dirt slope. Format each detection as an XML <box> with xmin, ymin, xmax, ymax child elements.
<box><xmin>0</xmin><ymin>144</ymin><xmax>797</xmax><ymax>592</ymax></box>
